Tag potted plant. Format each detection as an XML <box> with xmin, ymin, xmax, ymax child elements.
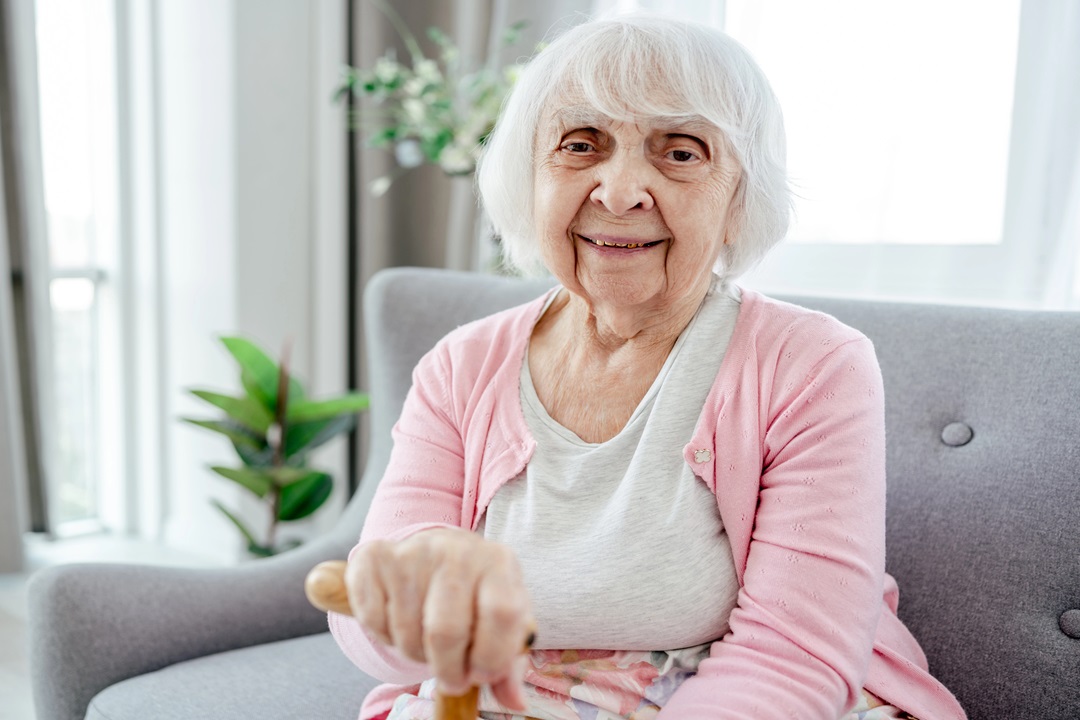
<box><xmin>182</xmin><ymin>337</ymin><xmax>368</xmax><ymax>557</ymax></box>
<box><xmin>338</xmin><ymin>6</ymin><xmax>529</xmax><ymax>194</ymax></box>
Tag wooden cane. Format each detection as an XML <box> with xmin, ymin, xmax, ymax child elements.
<box><xmin>305</xmin><ymin>560</ymin><xmax>530</xmax><ymax>720</ymax></box>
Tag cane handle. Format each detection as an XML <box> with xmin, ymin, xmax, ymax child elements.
<box><xmin>305</xmin><ymin>560</ymin><xmax>535</xmax><ymax>720</ymax></box>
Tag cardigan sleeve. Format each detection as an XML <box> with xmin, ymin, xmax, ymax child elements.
<box><xmin>328</xmin><ymin>341</ymin><xmax>468</xmax><ymax>685</ymax></box>
<box><xmin>660</xmin><ymin>334</ymin><xmax>888</xmax><ymax>719</ymax></box>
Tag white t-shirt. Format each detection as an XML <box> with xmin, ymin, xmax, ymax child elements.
<box><xmin>478</xmin><ymin>277</ymin><xmax>742</xmax><ymax>651</ymax></box>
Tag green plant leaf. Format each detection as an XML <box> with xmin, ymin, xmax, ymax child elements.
<box><xmin>283</xmin><ymin>414</ymin><xmax>356</xmax><ymax>460</ymax></box>
<box><xmin>427</xmin><ymin>26</ymin><xmax>452</xmax><ymax>49</ymax></box>
<box><xmin>221</xmin><ymin>337</ymin><xmax>306</xmax><ymax>416</ymax></box>
<box><xmin>189</xmin><ymin>389</ymin><xmax>274</xmax><ymax>435</ymax></box>
<box><xmin>277</xmin><ymin>471</ymin><xmax>333</xmax><ymax>521</ymax></box>
<box><xmin>234</xmin><ymin>441</ymin><xmax>274</xmax><ymax>469</ymax></box>
<box><xmin>221</xmin><ymin>337</ymin><xmax>280</xmax><ymax>409</ymax></box>
<box><xmin>420</xmin><ymin>128</ymin><xmax>453</xmax><ymax>164</ymax></box>
<box><xmin>286</xmin><ymin>393</ymin><xmax>369</xmax><ymax>423</ymax></box>
<box><xmin>210</xmin><ymin>499</ymin><xmax>260</xmax><ymax>547</ymax></box>
<box><xmin>266</xmin><ymin>466</ymin><xmax>312</xmax><ymax>488</ymax></box>
<box><xmin>502</xmin><ymin>20</ymin><xmax>528</xmax><ymax>45</ymax></box>
<box><xmin>182</xmin><ymin>418</ymin><xmax>265</xmax><ymax>451</ymax></box>
<box><xmin>209</xmin><ymin>465</ymin><xmax>273</xmax><ymax>498</ymax></box>
<box><xmin>248</xmin><ymin>543</ymin><xmax>275</xmax><ymax>558</ymax></box>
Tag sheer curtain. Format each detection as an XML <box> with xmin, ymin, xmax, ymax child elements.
<box><xmin>0</xmin><ymin>0</ymin><xmax>51</xmax><ymax>570</ymax></box>
<box><xmin>0</xmin><ymin>116</ymin><xmax>29</xmax><ymax>573</ymax></box>
<box><xmin>1028</xmin><ymin>1</ymin><xmax>1080</xmax><ymax>308</ymax></box>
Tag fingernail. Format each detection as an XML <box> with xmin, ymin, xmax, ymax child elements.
<box><xmin>438</xmin><ymin>680</ymin><xmax>469</xmax><ymax>696</ymax></box>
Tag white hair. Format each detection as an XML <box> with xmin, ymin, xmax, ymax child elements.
<box><xmin>477</xmin><ymin>14</ymin><xmax>791</xmax><ymax>282</ymax></box>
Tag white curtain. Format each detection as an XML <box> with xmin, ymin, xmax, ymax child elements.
<box><xmin>1032</xmin><ymin>1</ymin><xmax>1080</xmax><ymax>308</ymax></box>
<box><xmin>0</xmin><ymin>0</ymin><xmax>49</xmax><ymax>574</ymax></box>
<box><xmin>0</xmin><ymin>131</ymin><xmax>30</xmax><ymax>573</ymax></box>
<box><xmin>0</xmin><ymin>0</ymin><xmax>52</xmax><ymax>569</ymax></box>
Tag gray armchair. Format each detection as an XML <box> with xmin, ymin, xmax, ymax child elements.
<box><xmin>28</xmin><ymin>267</ymin><xmax>1080</xmax><ymax>719</ymax></box>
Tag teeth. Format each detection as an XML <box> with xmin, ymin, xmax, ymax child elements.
<box><xmin>587</xmin><ymin>237</ymin><xmax>648</xmax><ymax>249</ymax></box>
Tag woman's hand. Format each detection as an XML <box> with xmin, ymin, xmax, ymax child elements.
<box><xmin>345</xmin><ymin>528</ymin><xmax>531</xmax><ymax>710</ymax></box>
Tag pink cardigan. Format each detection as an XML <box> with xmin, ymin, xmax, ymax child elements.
<box><xmin>329</xmin><ymin>287</ymin><xmax>967</xmax><ymax>720</ymax></box>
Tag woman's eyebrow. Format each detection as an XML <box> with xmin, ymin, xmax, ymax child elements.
<box><xmin>657</xmin><ymin>117</ymin><xmax>717</xmax><ymax>137</ymax></box>
<box><xmin>549</xmin><ymin>106</ymin><xmax>608</xmax><ymax>129</ymax></box>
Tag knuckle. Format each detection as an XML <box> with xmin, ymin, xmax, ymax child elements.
<box><xmin>482</xmin><ymin>597</ymin><xmax>523</xmax><ymax>630</ymax></box>
<box><xmin>361</xmin><ymin>539</ymin><xmax>391</xmax><ymax>563</ymax></box>
<box><xmin>424</xmin><ymin>621</ymin><xmax>469</xmax><ymax>653</ymax></box>
<box><xmin>487</xmin><ymin>542</ymin><xmax>517</xmax><ymax>566</ymax></box>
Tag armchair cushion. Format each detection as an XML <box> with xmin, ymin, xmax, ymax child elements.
<box><xmin>86</xmin><ymin>633</ymin><xmax>377</xmax><ymax>720</ymax></box>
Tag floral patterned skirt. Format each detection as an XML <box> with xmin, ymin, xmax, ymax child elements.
<box><xmin>384</xmin><ymin>646</ymin><xmax>915</xmax><ymax>720</ymax></box>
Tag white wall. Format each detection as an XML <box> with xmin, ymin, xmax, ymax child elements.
<box><xmin>150</xmin><ymin>0</ymin><xmax>347</xmax><ymax>560</ymax></box>
<box><xmin>156</xmin><ymin>0</ymin><xmax>241</xmax><ymax>557</ymax></box>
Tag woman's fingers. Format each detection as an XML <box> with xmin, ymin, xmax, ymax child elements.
<box><xmin>344</xmin><ymin>541</ymin><xmax>391</xmax><ymax>645</ymax></box>
<box><xmin>490</xmin><ymin>655</ymin><xmax>529</xmax><ymax>712</ymax></box>
<box><xmin>382</xmin><ymin>542</ymin><xmax>437</xmax><ymax>663</ymax></box>
<box><xmin>469</xmin><ymin>545</ymin><xmax>530</xmax><ymax>683</ymax></box>
<box><xmin>345</xmin><ymin>529</ymin><xmax>530</xmax><ymax>695</ymax></box>
<box><xmin>423</xmin><ymin>546</ymin><xmax>477</xmax><ymax>694</ymax></box>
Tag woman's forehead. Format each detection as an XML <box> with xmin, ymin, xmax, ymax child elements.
<box><xmin>541</xmin><ymin>104</ymin><xmax>721</xmax><ymax>137</ymax></box>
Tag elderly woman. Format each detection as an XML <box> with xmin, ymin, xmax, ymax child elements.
<box><xmin>330</xmin><ymin>15</ymin><xmax>966</xmax><ymax>720</ymax></box>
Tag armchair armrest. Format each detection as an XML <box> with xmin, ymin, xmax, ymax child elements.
<box><xmin>27</xmin><ymin>534</ymin><xmax>356</xmax><ymax>720</ymax></box>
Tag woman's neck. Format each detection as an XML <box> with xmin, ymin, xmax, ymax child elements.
<box><xmin>552</xmin><ymin>277</ymin><xmax>713</xmax><ymax>356</ymax></box>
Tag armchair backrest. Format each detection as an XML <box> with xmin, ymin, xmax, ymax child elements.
<box><xmin>339</xmin><ymin>268</ymin><xmax>555</xmax><ymax>534</ymax></box>
<box><xmin>784</xmin><ymin>293</ymin><xmax>1080</xmax><ymax>720</ymax></box>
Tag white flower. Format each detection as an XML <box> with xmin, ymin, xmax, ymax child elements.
<box><xmin>394</xmin><ymin>140</ymin><xmax>425</xmax><ymax>168</ymax></box>
<box><xmin>414</xmin><ymin>59</ymin><xmax>441</xmax><ymax>83</ymax></box>
<box><xmin>373</xmin><ymin>56</ymin><xmax>403</xmax><ymax>85</ymax></box>
<box><xmin>438</xmin><ymin>144</ymin><xmax>475</xmax><ymax>175</ymax></box>
<box><xmin>370</xmin><ymin>176</ymin><xmax>393</xmax><ymax>197</ymax></box>
<box><xmin>403</xmin><ymin>98</ymin><xmax>428</xmax><ymax>124</ymax></box>
<box><xmin>404</xmin><ymin>76</ymin><xmax>427</xmax><ymax>97</ymax></box>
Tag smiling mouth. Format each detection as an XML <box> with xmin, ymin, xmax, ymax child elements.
<box><xmin>580</xmin><ymin>235</ymin><xmax>664</xmax><ymax>250</ymax></box>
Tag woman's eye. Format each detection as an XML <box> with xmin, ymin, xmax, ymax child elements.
<box><xmin>563</xmin><ymin>141</ymin><xmax>594</xmax><ymax>153</ymax></box>
<box><xmin>669</xmin><ymin>149</ymin><xmax>697</xmax><ymax>162</ymax></box>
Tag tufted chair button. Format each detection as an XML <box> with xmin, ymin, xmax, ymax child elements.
<box><xmin>1061</xmin><ymin>609</ymin><xmax>1080</xmax><ymax>639</ymax></box>
<box><xmin>941</xmin><ymin>422</ymin><xmax>974</xmax><ymax>447</ymax></box>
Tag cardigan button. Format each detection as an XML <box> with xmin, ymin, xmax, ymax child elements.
<box><xmin>694</xmin><ymin>449</ymin><xmax>712</xmax><ymax>463</ymax></box>
<box><xmin>1061</xmin><ymin>609</ymin><xmax>1080</xmax><ymax>639</ymax></box>
<box><xmin>941</xmin><ymin>422</ymin><xmax>973</xmax><ymax>447</ymax></box>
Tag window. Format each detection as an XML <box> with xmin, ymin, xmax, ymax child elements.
<box><xmin>35</xmin><ymin>0</ymin><xmax>122</xmax><ymax>533</ymax></box>
<box><xmin>725</xmin><ymin>0</ymin><xmax>1019</xmax><ymax>247</ymax></box>
<box><xmin>594</xmin><ymin>0</ymin><xmax>1080</xmax><ymax>308</ymax></box>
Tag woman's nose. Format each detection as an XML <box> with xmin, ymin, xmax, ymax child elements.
<box><xmin>589</xmin><ymin>154</ymin><xmax>655</xmax><ymax>215</ymax></box>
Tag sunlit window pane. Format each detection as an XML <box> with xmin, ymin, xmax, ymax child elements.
<box><xmin>724</xmin><ymin>0</ymin><xmax>1020</xmax><ymax>245</ymax></box>
<box><xmin>49</xmin><ymin>278</ymin><xmax>99</xmax><ymax>525</ymax></box>
<box><xmin>35</xmin><ymin>0</ymin><xmax>98</xmax><ymax>267</ymax></box>
<box><xmin>35</xmin><ymin>0</ymin><xmax>114</xmax><ymax>531</ymax></box>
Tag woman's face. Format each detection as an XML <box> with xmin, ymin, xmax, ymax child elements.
<box><xmin>533</xmin><ymin>105</ymin><xmax>742</xmax><ymax>316</ymax></box>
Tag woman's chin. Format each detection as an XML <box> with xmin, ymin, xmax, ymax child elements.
<box><xmin>574</xmin><ymin>271</ymin><xmax>667</xmax><ymax>311</ymax></box>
